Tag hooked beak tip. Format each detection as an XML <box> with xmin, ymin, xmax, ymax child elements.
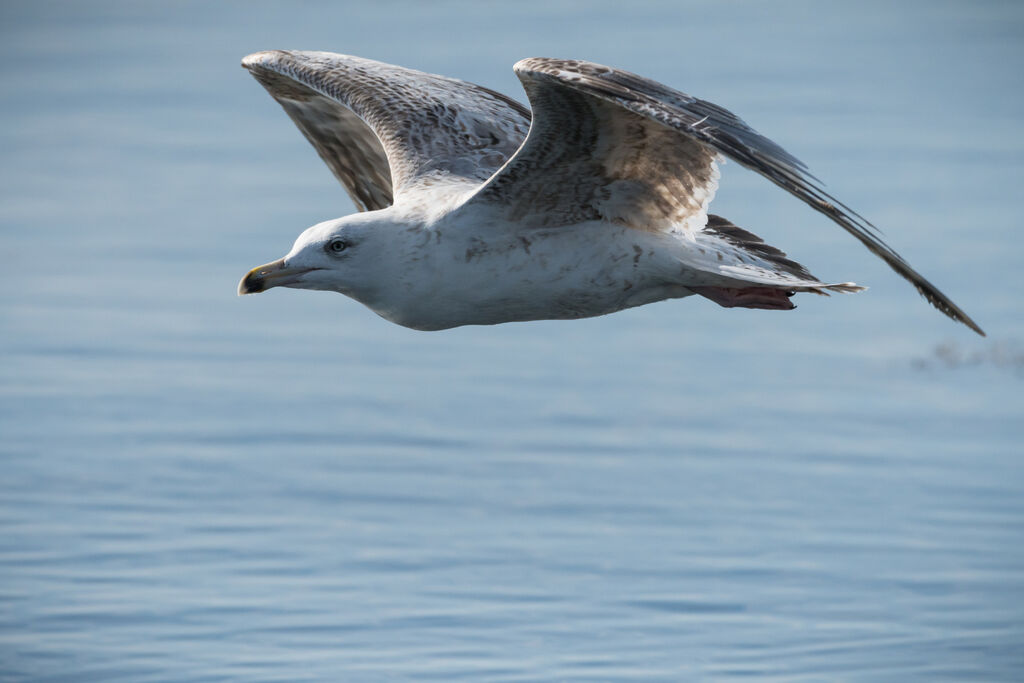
<box><xmin>238</xmin><ymin>258</ymin><xmax>320</xmax><ymax>296</ymax></box>
<box><xmin>238</xmin><ymin>265</ymin><xmax>271</xmax><ymax>295</ymax></box>
<box><xmin>238</xmin><ymin>274</ymin><xmax>260</xmax><ymax>295</ymax></box>
<box><xmin>238</xmin><ymin>258</ymin><xmax>287</xmax><ymax>296</ymax></box>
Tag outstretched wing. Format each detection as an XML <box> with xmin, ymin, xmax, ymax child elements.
<box><xmin>242</xmin><ymin>50</ymin><xmax>531</xmax><ymax>211</ymax></box>
<box><xmin>467</xmin><ymin>58</ymin><xmax>983</xmax><ymax>336</ymax></box>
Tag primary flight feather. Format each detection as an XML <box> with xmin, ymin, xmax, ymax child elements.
<box><xmin>238</xmin><ymin>51</ymin><xmax>983</xmax><ymax>336</ymax></box>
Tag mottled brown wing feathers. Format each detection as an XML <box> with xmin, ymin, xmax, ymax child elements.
<box><xmin>472</xmin><ymin>62</ymin><xmax>720</xmax><ymax>233</ymax></box>
<box><xmin>473</xmin><ymin>58</ymin><xmax>983</xmax><ymax>335</ymax></box>
<box><xmin>243</xmin><ymin>51</ymin><xmax>531</xmax><ymax>209</ymax></box>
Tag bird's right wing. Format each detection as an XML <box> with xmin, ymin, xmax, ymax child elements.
<box><xmin>243</xmin><ymin>51</ymin><xmax>531</xmax><ymax>211</ymax></box>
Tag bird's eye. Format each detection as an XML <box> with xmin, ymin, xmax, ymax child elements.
<box><xmin>326</xmin><ymin>238</ymin><xmax>349</xmax><ymax>254</ymax></box>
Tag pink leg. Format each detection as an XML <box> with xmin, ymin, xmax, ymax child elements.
<box><xmin>691</xmin><ymin>286</ymin><xmax>796</xmax><ymax>311</ymax></box>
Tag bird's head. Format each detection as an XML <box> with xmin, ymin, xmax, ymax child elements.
<box><xmin>238</xmin><ymin>214</ymin><xmax>386</xmax><ymax>299</ymax></box>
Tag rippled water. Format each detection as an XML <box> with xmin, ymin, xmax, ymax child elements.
<box><xmin>2</xmin><ymin>1</ymin><xmax>1023</xmax><ymax>680</ymax></box>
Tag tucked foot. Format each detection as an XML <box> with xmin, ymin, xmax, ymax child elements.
<box><xmin>691</xmin><ymin>286</ymin><xmax>796</xmax><ymax>311</ymax></box>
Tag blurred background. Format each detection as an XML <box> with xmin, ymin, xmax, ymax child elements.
<box><xmin>1</xmin><ymin>1</ymin><xmax>1022</xmax><ymax>680</ymax></box>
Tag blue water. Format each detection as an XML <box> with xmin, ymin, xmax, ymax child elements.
<box><xmin>2</xmin><ymin>1</ymin><xmax>1023</xmax><ymax>680</ymax></box>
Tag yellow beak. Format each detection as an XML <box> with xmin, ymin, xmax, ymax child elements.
<box><xmin>237</xmin><ymin>259</ymin><xmax>318</xmax><ymax>295</ymax></box>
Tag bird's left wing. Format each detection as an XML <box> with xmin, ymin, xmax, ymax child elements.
<box><xmin>243</xmin><ymin>51</ymin><xmax>531</xmax><ymax>211</ymax></box>
<box><xmin>465</xmin><ymin>58</ymin><xmax>983</xmax><ymax>335</ymax></box>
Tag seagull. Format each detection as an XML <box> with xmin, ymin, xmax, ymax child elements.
<box><xmin>238</xmin><ymin>51</ymin><xmax>983</xmax><ymax>336</ymax></box>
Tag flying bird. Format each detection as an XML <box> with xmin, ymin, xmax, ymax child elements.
<box><xmin>238</xmin><ymin>51</ymin><xmax>983</xmax><ymax>336</ymax></box>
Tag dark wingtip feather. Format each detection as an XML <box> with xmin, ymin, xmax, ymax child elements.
<box><xmin>914</xmin><ymin>283</ymin><xmax>986</xmax><ymax>336</ymax></box>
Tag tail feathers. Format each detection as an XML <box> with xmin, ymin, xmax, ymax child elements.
<box><xmin>696</xmin><ymin>214</ymin><xmax>865</xmax><ymax>295</ymax></box>
<box><xmin>781</xmin><ymin>281</ymin><xmax>866</xmax><ymax>296</ymax></box>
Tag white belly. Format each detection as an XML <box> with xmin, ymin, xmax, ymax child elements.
<box><xmin>371</xmin><ymin>223</ymin><xmax>696</xmax><ymax>330</ymax></box>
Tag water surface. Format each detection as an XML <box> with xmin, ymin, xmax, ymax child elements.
<box><xmin>2</xmin><ymin>1</ymin><xmax>1023</xmax><ymax>680</ymax></box>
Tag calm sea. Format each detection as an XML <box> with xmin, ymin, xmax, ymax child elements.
<box><xmin>2</xmin><ymin>1</ymin><xmax>1022</xmax><ymax>680</ymax></box>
